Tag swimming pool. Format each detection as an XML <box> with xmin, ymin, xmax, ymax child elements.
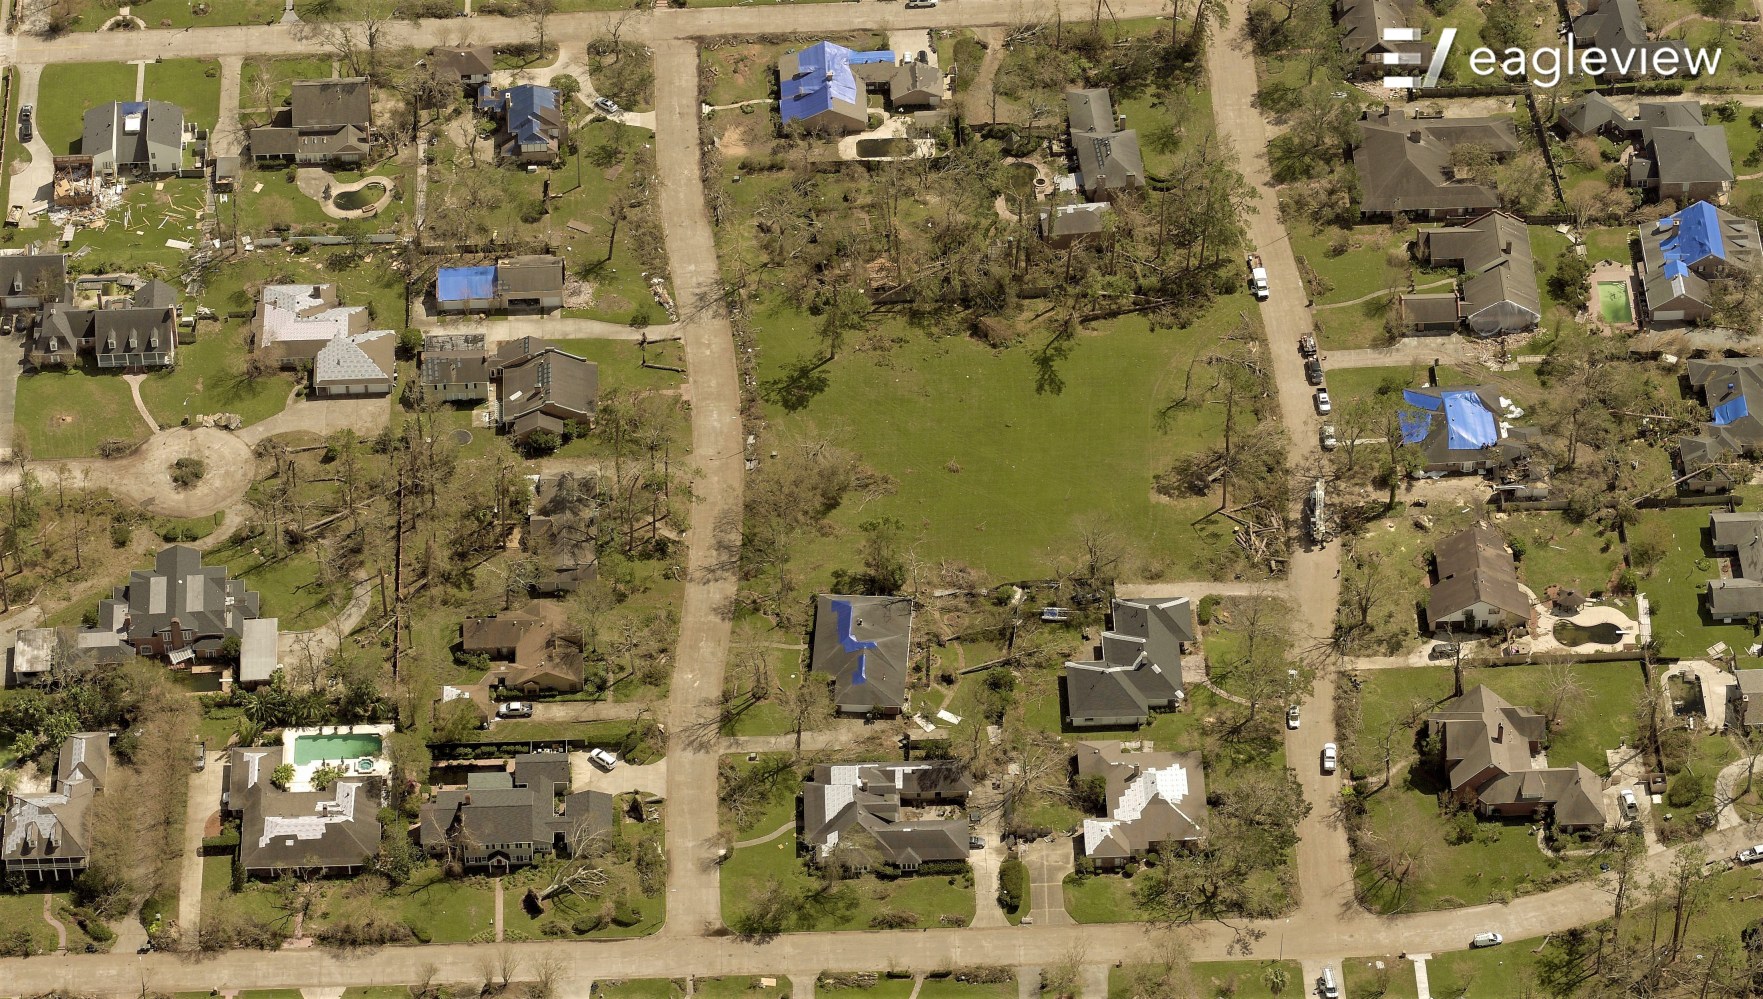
<box><xmin>1554</xmin><ymin>620</ymin><xmax>1625</xmax><ymax>647</ymax></box>
<box><xmin>1598</xmin><ymin>281</ymin><xmax>1633</xmax><ymax>324</ymax></box>
<box><xmin>292</xmin><ymin>733</ymin><xmax>383</xmax><ymax>764</ymax></box>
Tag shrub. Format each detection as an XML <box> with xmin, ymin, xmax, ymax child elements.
<box><xmin>170</xmin><ymin>457</ymin><xmax>207</xmax><ymax>489</ymax></box>
<box><xmin>1666</xmin><ymin>769</ymin><xmax>1705</xmax><ymax>808</ymax></box>
<box><xmin>1196</xmin><ymin>595</ymin><xmax>1221</xmax><ymax>625</ymax></box>
<box><xmin>998</xmin><ymin>857</ymin><xmax>1028</xmax><ymax>912</ymax></box>
<box><xmin>110</xmin><ymin>521</ymin><xmax>132</xmax><ymax>548</ymax></box>
<box><xmin>611</xmin><ymin>899</ymin><xmax>643</xmax><ymax>926</ymax></box>
<box><xmin>270</xmin><ymin>763</ymin><xmax>295</xmax><ymax>790</ymax></box>
<box><xmin>870</xmin><ymin>909</ymin><xmax>918</xmax><ymax>929</ymax></box>
<box><xmin>573</xmin><ymin>912</ymin><xmax>608</xmax><ymax>934</ymax></box>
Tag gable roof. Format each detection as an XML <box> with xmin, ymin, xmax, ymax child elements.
<box><xmin>779</xmin><ymin>41</ymin><xmax>873</xmax><ymax>127</ymax></box>
<box><xmin>1427</xmin><ymin>522</ymin><xmax>1531</xmax><ymax>623</ymax></box>
<box><xmin>314</xmin><ymin>329</ymin><xmax>395</xmax><ymax>386</ymax></box>
<box><xmin>1556</xmin><ymin>92</ymin><xmax>1633</xmax><ymax>136</ymax></box>
<box><xmin>82</xmin><ymin>101</ymin><xmax>184</xmax><ymax>169</ymax></box>
<box><xmin>1334</xmin><ymin>0</ymin><xmax>1426</xmax><ymax>58</ymax></box>
<box><xmin>289</xmin><ymin>78</ymin><xmax>372</xmax><ymax>129</ymax></box>
<box><xmin>0</xmin><ymin>253</ymin><xmax>66</xmax><ymax>302</ymax></box>
<box><xmin>1065</xmin><ymin>89</ymin><xmax>1144</xmax><ymax>195</ymax></box>
<box><xmin>429</xmin><ymin>45</ymin><xmax>495</xmax><ymax>80</ymax></box>
<box><xmin>1418</xmin><ymin>212</ymin><xmax>1541</xmax><ymax>327</ymax></box>
<box><xmin>810</xmin><ymin>594</ymin><xmax>911</xmax><ymax>712</ymax></box>
<box><xmin>801</xmin><ymin>762</ymin><xmax>970</xmax><ymax>866</ymax></box>
<box><xmin>417</xmin><ymin>753</ymin><xmax>611</xmax><ymax>859</ymax></box>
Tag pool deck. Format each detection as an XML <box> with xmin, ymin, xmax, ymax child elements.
<box><xmin>281</xmin><ymin>723</ymin><xmax>394</xmax><ymax>792</ymax></box>
<box><xmin>1587</xmin><ymin>260</ymin><xmax>1638</xmax><ymax>331</ymax></box>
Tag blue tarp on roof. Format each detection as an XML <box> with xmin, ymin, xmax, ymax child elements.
<box><xmin>1714</xmin><ymin>394</ymin><xmax>1750</xmax><ymax>427</ymax></box>
<box><xmin>780</xmin><ymin>40</ymin><xmax>861</xmax><ymax>124</ymax></box>
<box><xmin>1658</xmin><ymin>200</ymin><xmax>1728</xmax><ymax>275</ymax></box>
<box><xmin>1399</xmin><ymin>410</ymin><xmax>1434</xmax><ymax>445</ymax></box>
<box><xmin>848</xmin><ymin>50</ymin><xmax>897</xmax><ymax>64</ymax></box>
<box><xmin>830</xmin><ymin>598</ymin><xmax>878</xmax><ymax>685</ymax></box>
<box><xmin>504</xmin><ymin>85</ymin><xmax>558</xmax><ymax>146</ymax></box>
<box><xmin>1441</xmin><ymin>390</ymin><xmax>1499</xmax><ymax>450</ymax></box>
<box><xmin>1403</xmin><ymin>388</ymin><xmax>1444</xmax><ymax>412</ymax></box>
<box><xmin>436</xmin><ymin>266</ymin><xmax>497</xmax><ymax>303</ymax></box>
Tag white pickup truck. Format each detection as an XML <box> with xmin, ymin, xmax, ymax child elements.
<box><xmin>1246</xmin><ymin>253</ymin><xmax>1270</xmax><ymax>300</ymax></box>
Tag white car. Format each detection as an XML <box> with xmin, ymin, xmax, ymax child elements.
<box><xmin>1320</xmin><ymin>424</ymin><xmax>1338</xmax><ymax>451</ymax></box>
<box><xmin>1321</xmin><ymin>743</ymin><xmax>1337</xmax><ymax>774</ymax></box>
<box><xmin>1286</xmin><ymin>704</ymin><xmax>1301</xmax><ymax>730</ymax></box>
<box><xmin>1470</xmin><ymin>932</ymin><xmax>1504</xmax><ymax>948</ymax></box>
<box><xmin>588</xmin><ymin>748</ymin><xmax>620</xmax><ymax>771</ymax></box>
<box><xmin>1618</xmin><ymin>788</ymin><xmax>1639</xmax><ymax>821</ymax></box>
<box><xmin>1313</xmin><ymin>389</ymin><xmax>1332</xmax><ymax>414</ymax></box>
<box><xmin>496</xmin><ymin>701</ymin><xmax>533</xmax><ymax>719</ymax></box>
<box><xmin>1737</xmin><ymin>844</ymin><xmax>1763</xmax><ymax>864</ymax></box>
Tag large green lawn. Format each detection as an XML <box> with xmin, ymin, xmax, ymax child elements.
<box><xmin>139</xmin><ymin>329</ymin><xmax>295</xmax><ymax>428</ymax></box>
<box><xmin>204</xmin><ymin>539</ymin><xmax>348</xmax><ymax>631</ymax></box>
<box><xmin>1642</xmin><ymin>506</ymin><xmax>1763</xmax><ymax>662</ymax></box>
<box><xmin>38</xmin><ymin>59</ymin><xmax>220</xmax><ymax>155</ymax></box>
<box><xmin>1503</xmin><ymin>511</ymin><xmax>1626</xmax><ymax>598</ymax></box>
<box><xmin>14</xmin><ymin>365</ymin><xmax>148</xmax><ymax>458</ymax></box>
<box><xmin>1110</xmin><ymin>961</ymin><xmax>1303</xmax><ymax>999</ymax></box>
<box><xmin>751</xmin><ymin>295</ymin><xmax>1260</xmax><ymax>583</ymax></box>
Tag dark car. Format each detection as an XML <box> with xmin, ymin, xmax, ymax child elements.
<box><xmin>18</xmin><ymin>104</ymin><xmax>31</xmax><ymax>144</ymax></box>
<box><xmin>1305</xmin><ymin>359</ymin><xmax>1324</xmax><ymax>386</ymax></box>
<box><xmin>1429</xmin><ymin>642</ymin><xmax>1462</xmax><ymax>661</ymax></box>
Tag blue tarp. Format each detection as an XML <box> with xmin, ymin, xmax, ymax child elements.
<box><xmin>504</xmin><ymin>85</ymin><xmax>558</xmax><ymax>146</ymax></box>
<box><xmin>1441</xmin><ymin>390</ymin><xmax>1499</xmax><ymax>450</ymax></box>
<box><xmin>780</xmin><ymin>41</ymin><xmax>861</xmax><ymax>125</ymax></box>
<box><xmin>1658</xmin><ymin>200</ymin><xmax>1728</xmax><ymax>273</ymax></box>
<box><xmin>1714</xmin><ymin>394</ymin><xmax>1750</xmax><ymax>427</ymax></box>
<box><xmin>1403</xmin><ymin>388</ymin><xmax>1444</xmax><ymax>412</ymax></box>
<box><xmin>830</xmin><ymin>598</ymin><xmax>877</xmax><ymax>685</ymax></box>
<box><xmin>848</xmin><ymin>50</ymin><xmax>897</xmax><ymax>64</ymax></box>
<box><xmin>436</xmin><ymin>266</ymin><xmax>497</xmax><ymax>303</ymax></box>
<box><xmin>1399</xmin><ymin>410</ymin><xmax>1433</xmax><ymax>445</ymax></box>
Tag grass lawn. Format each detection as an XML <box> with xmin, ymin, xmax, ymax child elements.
<box><xmin>200</xmin><ymin>246</ymin><xmax>408</xmax><ymax>334</ymax></box>
<box><xmin>149</xmin><ymin>60</ymin><xmax>224</xmax><ymax>133</ymax></box>
<box><xmin>239</xmin><ymin>57</ymin><xmax>337</xmax><ymax>111</ymax></box>
<box><xmin>1339</xmin><ymin>956</ymin><xmax>1419</xmax><ymax>999</ymax></box>
<box><xmin>204</xmin><ymin>540</ymin><xmax>347</xmax><ymax>631</ymax></box>
<box><xmin>692</xmin><ymin>978</ymin><xmax>789</xmax><ymax>999</ymax></box>
<box><xmin>1064</xmin><ymin>871</ymin><xmax>1147</xmax><ymax>923</ymax></box>
<box><xmin>36</xmin><ymin>61</ymin><xmax>137</xmax><ymax>155</ymax></box>
<box><xmin>1504</xmin><ymin>511</ymin><xmax>1626</xmax><ymax>597</ymax></box>
<box><xmin>62</xmin><ymin>177</ymin><xmax>210</xmax><ymax>280</ymax></box>
<box><xmin>1529</xmin><ymin>225</ymin><xmax>1580</xmax><ymax>323</ymax></box>
<box><xmin>81</xmin><ymin>0</ymin><xmax>288</xmax><ymax>29</ymax></box>
<box><xmin>719</xmin><ymin>824</ymin><xmax>975</xmax><ymax>931</ymax></box>
<box><xmin>0</xmin><ymin>891</ymin><xmax>76</xmax><ymax>955</ymax></box>
<box><xmin>1583</xmin><ymin>226</ymin><xmax>1634</xmax><ymax>266</ymax></box>
<box><xmin>230</xmin><ymin>162</ymin><xmax>354</xmax><ymax>237</ymax></box>
<box><xmin>1110</xmin><ymin>961</ymin><xmax>1304</xmax><ymax>999</ymax></box>
<box><xmin>138</xmin><ymin>328</ymin><xmax>295</xmax><ymax>428</ymax></box>
<box><xmin>1640</xmin><ymin>507</ymin><xmax>1763</xmax><ymax>662</ymax></box>
<box><xmin>916</xmin><ymin>979</ymin><xmax>1014</xmax><ymax>999</ymax></box>
<box><xmin>750</xmin><ymin>294</ymin><xmax>1261</xmax><ymax>583</ymax></box>
<box><xmin>1288</xmin><ymin>224</ymin><xmax>1416</xmax><ymax>310</ymax></box>
<box><xmin>14</xmin><ymin>364</ymin><xmax>148</xmax><ymax>458</ymax></box>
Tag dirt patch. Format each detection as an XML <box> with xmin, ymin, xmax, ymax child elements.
<box><xmin>717</xmin><ymin>120</ymin><xmax>753</xmax><ymax>158</ymax></box>
<box><xmin>53</xmin><ymin>413</ymin><xmax>76</xmax><ymax>426</ymax></box>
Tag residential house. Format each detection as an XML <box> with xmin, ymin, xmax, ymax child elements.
<box><xmin>255</xmin><ymin>283</ymin><xmax>371</xmax><ymax>367</ymax></box>
<box><xmin>1411</xmin><ymin>211</ymin><xmax>1541</xmax><ymax>335</ymax></box>
<box><xmin>223</xmin><ymin>745</ymin><xmax>282</xmax><ymax>818</ymax></box>
<box><xmin>96</xmin><ymin>545</ymin><xmax>261</xmax><ymax>662</ymax></box>
<box><xmin>1333</xmin><ymin>0</ymin><xmax>1427</xmax><ymax>79</ymax></box>
<box><xmin>1629</xmin><ymin>101</ymin><xmax>1733</xmax><ymax>204</ymax></box>
<box><xmin>482</xmin><ymin>84</ymin><xmax>566</xmax><ymax>164</ymax></box>
<box><xmin>312</xmin><ymin>329</ymin><xmax>395</xmax><ymax>397</ymax></box>
<box><xmin>1076</xmin><ymin>741</ymin><xmax>1207</xmax><ymax>868</ymax></box>
<box><xmin>845</xmin><ymin>48</ymin><xmax>943</xmax><ymax>111</ymax></box>
<box><xmin>1554</xmin><ymin>92</ymin><xmax>1634</xmax><ymax>140</ymax></box>
<box><xmin>1353</xmin><ymin>108</ymin><xmax>1519</xmax><ymax>219</ymax></box>
<box><xmin>1397</xmin><ymin>292</ymin><xmax>1464</xmax><ymax>334</ymax></box>
<box><xmin>419</xmin><ymin>332</ymin><xmax>492</xmax><ymax>402</ymax></box>
<box><xmin>417</xmin><ymin>753</ymin><xmax>614</xmax><ymax>872</ymax></box>
<box><xmin>429</xmin><ymin>45</ymin><xmax>495</xmax><ymax>91</ymax></box>
<box><xmin>462</xmin><ymin>607</ymin><xmax>585</xmax><ymax>695</ymax></box>
<box><xmin>1675</xmin><ymin>357</ymin><xmax>1763</xmax><ymax>494</ymax></box>
<box><xmin>248</xmin><ymin>78</ymin><xmax>374</xmax><ymax>165</ymax></box>
<box><xmin>1707</xmin><ymin>511</ymin><xmax>1763</xmax><ymax>623</ymax></box>
<box><xmin>1</xmin><ymin>733</ymin><xmax>111</xmax><ymax>880</ymax></box>
<box><xmin>1397</xmin><ymin>385</ymin><xmax>1539</xmax><ymax>475</ymax></box>
<box><xmin>29</xmin><ymin>280</ymin><xmax>179</xmax><ymax>370</ymax></box>
<box><xmin>801</xmin><ymin>762</ymin><xmax>971</xmax><ymax>870</ymax></box>
<box><xmin>527</xmin><ymin>472</ymin><xmax>597</xmax><ymax>595</ymax></box>
<box><xmin>809</xmin><ymin>594</ymin><xmax>912</xmax><ymax>716</ymax></box>
<box><xmin>1038</xmin><ymin>202</ymin><xmax>1110</xmax><ymax>249</ymax></box>
<box><xmin>0</xmin><ymin>254</ymin><xmax>68</xmax><ymax>328</ymax></box>
<box><xmin>778</xmin><ymin>41</ymin><xmax>875</xmax><ymax>134</ymax></box>
<box><xmin>82</xmin><ymin>101</ymin><xmax>186</xmax><ymax>177</ymax></box>
<box><xmin>1426</xmin><ymin>522</ymin><xmax>1533</xmax><ymax>632</ymax></box>
<box><xmin>237</xmin><ymin>618</ymin><xmax>281</xmax><ymax>688</ymax></box>
<box><xmin>434</xmin><ymin>256</ymin><xmax>566</xmax><ymax>313</ymax></box>
<box><xmin>1729</xmin><ymin>668</ymin><xmax>1763</xmax><ymax>728</ymax></box>
<box><xmin>237</xmin><ymin>776</ymin><xmax>382</xmax><ymax>879</ymax></box>
<box><xmin>1426</xmin><ymin>686</ymin><xmax>1607</xmax><ymax>831</ymax></box>
<box><xmin>1569</xmin><ymin>0</ymin><xmax>1691</xmax><ymax>81</ymax></box>
<box><xmin>1062</xmin><ymin>596</ymin><xmax>1192</xmax><ymax>728</ymax></box>
<box><xmin>1639</xmin><ymin>201</ymin><xmax>1760</xmax><ymax>324</ymax></box>
<box><xmin>492</xmin><ymin>337</ymin><xmax>598</xmax><ymax>442</ymax></box>
<box><xmin>1066</xmin><ymin>89</ymin><xmax>1144</xmax><ymax>200</ymax></box>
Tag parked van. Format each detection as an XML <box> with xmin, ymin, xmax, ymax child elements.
<box><xmin>1317</xmin><ymin>967</ymin><xmax>1340</xmax><ymax>999</ymax></box>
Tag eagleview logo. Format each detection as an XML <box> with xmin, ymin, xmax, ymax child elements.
<box><xmin>1380</xmin><ymin>26</ymin><xmax>1724</xmax><ymax>89</ymax></box>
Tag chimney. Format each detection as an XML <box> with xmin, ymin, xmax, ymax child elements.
<box><xmin>1408</xmin><ymin>130</ymin><xmax>1424</xmax><ymax>143</ymax></box>
<box><xmin>463</xmin><ymin>794</ymin><xmax>473</xmax><ymax>806</ymax></box>
<box><xmin>1495</xmin><ymin>722</ymin><xmax>1504</xmax><ymax>742</ymax></box>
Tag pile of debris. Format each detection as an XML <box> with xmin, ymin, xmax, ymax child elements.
<box><xmin>190</xmin><ymin>412</ymin><xmax>243</xmax><ymax>430</ymax></box>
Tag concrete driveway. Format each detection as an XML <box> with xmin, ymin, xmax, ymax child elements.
<box><xmin>10</xmin><ymin>64</ymin><xmax>52</xmax><ymax>220</ymax></box>
<box><xmin>570</xmin><ymin>754</ymin><xmax>666</xmax><ymax>797</ymax></box>
<box><xmin>1021</xmin><ymin>837</ymin><xmax>1073</xmax><ymax>926</ymax></box>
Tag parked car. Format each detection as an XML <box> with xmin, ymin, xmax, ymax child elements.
<box><xmin>1619</xmin><ymin>788</ymin><xmax>1639</xmax><ymax>821</ymax></box>
<box><xmin>1317</xmin><ymin>967</ymin><xmax>1340</xmax><ymax>999</ymax></box>
<box><xmin>1305</xmin><ymin>358</ymin><xmax>1324</xmax><ymax>386</ymax></box>
<box><xmin>1321</xmin><ymin>742</ymin><xmax>1337</xmax><ymax>774</ymax></box>
<box><xmin>904</xmin><ymin>0</ymin><xmax>939</xmax><ymax>7</ymax></box>
<box><xmin>18</xmin><ymin>104</ymin><xmax>31</xmax><ymax>144</ymax></box>
<box><xmin>594</xmin><ymin>96</ymin><xmax>621</xmax><ymax>115</ymax></box>
<box><xmin>1737</xmin><ymin>844</ymin><xmax>1763</xmax><ymax>864</ymax></box>
<box><xmin>497</xmin><ymin>701</ymin><xmax>533</xmax><ymax>719</ymax></box>
<box><xmin>588</xmin><ymin>748</ymin><xmax>620</xmax><ymax>771</ymax></box>
<box><xmin>1319</xmin><ymin>424</ymin><xmax>1338</xmax><ymax>451</ymax></box>
<box><xmin>1298</xmin><ymin>335</ymin><xmax>1317</xmax><ymax>357</ymax></box>
<box><xmin>1313</xmin><ymin>389</ymin><xmax>1332</xmax><ymax>414</ymax></box>
<box><xmin>1428</xmin><ymin>642</ymin><xmax>1461</xmax><ymax>661</ymax></box>
<box><xmin>1471</xmin><ymin>932</ymin><xmax>1504</xmax><ymax>948</ymax></box>
<box><xmin>969</xmin><ymin>835</ymin><xmax>985</xmax><ymax>849</ymax></box>
<box><xmin>1286</xmin><ymin>704</ymin><xmax>1301</xmax><ymax>729</ymax></box>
